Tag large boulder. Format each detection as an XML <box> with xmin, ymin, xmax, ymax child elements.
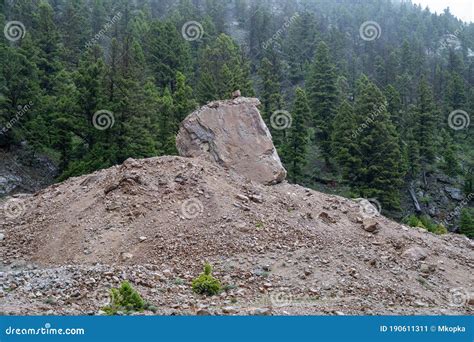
<box><xmin>176</xmin><ymin>97</ymin><xmax>286</xmax><ymax>185</ymax></box>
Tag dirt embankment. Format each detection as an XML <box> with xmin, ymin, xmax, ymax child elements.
<box><xmin>0</xmin><ymin>155</ymin><xmax>472</xmax><ymax>315</ymax></box>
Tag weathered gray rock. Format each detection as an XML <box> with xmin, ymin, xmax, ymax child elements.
<box><xmin>444</xmin><ymin>187</ymin><xmax>464</xmax><ymax>201</ymax></box>
<box><xmin>250</xmin><ymin>307</ymin><xmax>272</xmax><ymax>316</ymax></box>
<box><xmin>0</xmin><ymin>175</ymin><xmax>22</xmax><ymax>196</ymax></box>
<box><xmin>176</xmin><ymin>97</ymin><xmax>287</xmax><ymax>185</ymax></box>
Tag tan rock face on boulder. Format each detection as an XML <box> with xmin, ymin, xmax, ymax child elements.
<box><xmin>176</xmin><ymin>97</ymin><xmax>287</xmax><ymax>185</ymax></box>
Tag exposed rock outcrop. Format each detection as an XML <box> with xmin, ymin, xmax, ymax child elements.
<box><xmin>0</xmin><ymin>147</ymin><xmax>57</xmax><ymax>198</ymax></box>
<box><xmin>176</xmin><ymin>97</ymin><xmax>287</xmax><ymax>185</ymax></box>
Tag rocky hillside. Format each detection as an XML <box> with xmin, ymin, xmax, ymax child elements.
<box><xmin>0</xmin><ymin>147</ymin><xmax>57</xmax><ymax>198</ymax></box>
<box><xmin>0</xmin><ymin>98</ymin><xmax>472</xmax><ymax>316</ymax></box>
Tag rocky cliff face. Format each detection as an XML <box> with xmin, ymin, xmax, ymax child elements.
<box><xmin>0</xmin><ymin>147</ymin><xmax>57</xmax><ymax>198</ymax></box>
<box><xmin>176</xmin><ymin>97</ymin><xmax>287</xmax><ymax>185</ymax></box>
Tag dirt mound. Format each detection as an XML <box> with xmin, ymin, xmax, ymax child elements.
<box><xmin>0</xmin><ymin>156</ymin><xmax>473</xmax><ymax>315</ymax></box>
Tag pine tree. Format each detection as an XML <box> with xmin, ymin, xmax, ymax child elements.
<box><xmin>445</xmin><ymin>73</ymin><xmax>466</xmax><ymax>113</ymax></box>
<box><xmin>32</xmin><ymin>0</ymin><xmax>63</xmax><ymax>91</ymax></box>
<box><xmin>258</xmin><ymin>56</ymin><xmax>285</xmax><ymax>146</ymax></box>
<box><xmin>145</xmin><ymin>20</ymin><xmax>192</xmax><ymax>89</ymax></box>
<box><xmin>441</xmin><ymin>133</ymin><xmax>460</xmax><ymax>177</ymax></box>
<box><xmin>113</xmin><ymin>39</ymin><xmax>157</xmax><ymax>163</ymax></box>
<box><xmin>283</xmin><ymin>88</ymin><xmax>310</xmax><ymax>184</ymax></box>
<box><xmin>248</xmin><ymin>3</ymin><xmax>273</xmax><ymax>56</ymax></box>
<box><xmin>197</xmin><ymin>34</ymin><xmax>253</xmax><ymax>103</ymax></box>
<box><xmin>331</xmin><ymin>101</ymin><xmax>360</xmax><ymax>181</ymax></box>
<box><xmin>384</xmin><ymin>85</ymin><xmax>402</xmax><ymax>130</ymax></box>
<box><xmin>61</xmin><ymin>0</ymin><xmax>91</xmax><ymax>68</ymax></box>
<box><xmin>306</xmin><ymin>42</ymin><xmax>338</xmax><ymax>167</ymax></box>
<box><xmin>157</xmin><ymin>88</ymin><xmax>177</xmax><ymax>155</ymax></box>
<box><xmin>460</xmin><ymin>209</ymin><xmax>474</xmax><ymax>239</ymax></box>
<box><xmin>414</xmin><ymin>78</ymin><xmax>437</xmax><ymax>166</ymax></box>
<box><xmin>173</xmin><ymin>72</ymin><xmax>198</xmax><ymax>123</ymax></box>
<box><xmin>405</xmin><ymin>128</ymin><xmax>421</xmax><ymax>177</ymax></box>
<box><xmin>353</xmin><ymin>76</ymin><xmax>404</xmax><ymax>209</ymax></box>
<box><xmin>284</xmin><ymin>12</ymin><xmax>316</xmax><ymax>84</ymax></box>
<box><xmin>0</xmin><ymin>43</ymin><xmax>40</xmax><ymax>147</ymax></box>
<box><xmin>48</xmin><ymin>70</ymin><xmax>80</xmax><ymax>172</ymax></box>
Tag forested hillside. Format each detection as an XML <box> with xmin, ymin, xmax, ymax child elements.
<box><xmin>0</xmin><ymin>0</ymin><xmax>473</xmax><ymax>236</ymax></box>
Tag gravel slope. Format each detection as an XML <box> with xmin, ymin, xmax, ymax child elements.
<box><xmin>1</xmin><ymin>156</ymin><xmax>472</xmax><ymax>315</ymax></box>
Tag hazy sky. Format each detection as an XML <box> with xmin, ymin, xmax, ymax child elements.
<box><xmin>413</xmin><ymin>0</ymin><xmax>473</xmax><ymax>23</ymax></box>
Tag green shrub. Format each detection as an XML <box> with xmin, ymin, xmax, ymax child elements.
<box><xmin>192</xmin><ymin>263</ymin><xmax>222</xmax><ymax>296</ymax></box>
<box><xmin>460</xmin><ymin>208</ymin><xmax>474</xmax><ymax>239</ymax></box>
<box><xmin>405</xmin><ymin>215</ymin><xmax>420</xmax><ymax>228</ymax></box>
<box><xmin>431</xmin><ymin>224</ymin><xmax>448</xmax><ymax>235</ymax></box>
<box><xmin>102</xmin><ymin>281</ymin><xmax>145</xmax><ymax>315</ymax></box>
<box><xmin>420</xmin><ymin>196</ymin><xmax>431</xmax><ymax>205</ymax></box>
<box><xmin>404</xmin><ymin>214</ymin><xmax>447</xmax><ymax>235</ymax></box>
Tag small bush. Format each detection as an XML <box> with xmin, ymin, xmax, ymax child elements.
<box><xmin>405</xmin><ymin>215</ymin><xmax>420</xmax><ymax>228</ymax></box>
<box><xmin>192</xmin><ymin>263</ymin><xmax>221</xmax><ymax>296</ymax></box>
<box><xmin>460</xmin><ymin>208</ymin><xmax>474</xmax><ymax>239</ymax></box>
<box><xmin>419</xmin><ymin>196</ymin><xmax>431</xmax><ymax>205</ymax></box>
<box><xmin>144</xmin><ymin>303</ymin><xmax>158</xmax><ymax>313</ymax></box>
<box><xmin>404</xmin><ymin>214</ymin><xmax>447</xmax><ymax>235</ymax></box>
<box><xmin>102</xmin><ymin>281</ymin><xmax>145</xmax><ymax>315</ymax></box>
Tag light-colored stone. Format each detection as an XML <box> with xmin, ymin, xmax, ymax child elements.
<box><xmin>120</xmin><ymin>252</ymin><xmax>133</xmax><ymax>261</ymax></box>
<box><xmin>176</xmin><ymin>97</ymin><xmax>287</xmax><ymax>185</ymax></box>
<box><xmin>402</xmin><ymin>247</ymin><xmax>428</xmax><ymax>261</ymax></box>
